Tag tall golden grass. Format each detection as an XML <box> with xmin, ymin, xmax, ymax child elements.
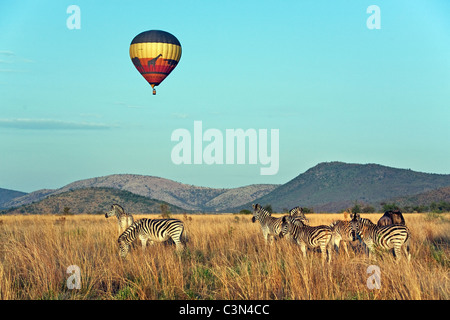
<box><xmin>0</xmin><ymin>213</ymin><xmax>448</xmax><ymax>300</ymax></box>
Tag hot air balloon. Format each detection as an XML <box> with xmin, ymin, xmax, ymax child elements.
<box><xmin>129</xmin><ymin>30</ymin><xmax>182</xmax><ymax>95</ymax></box>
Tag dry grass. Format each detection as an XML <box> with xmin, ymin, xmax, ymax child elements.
<box><xmin>0</xmin><ymin>213</ymin><xmax>448</xmax><ymax>300</ymax></box>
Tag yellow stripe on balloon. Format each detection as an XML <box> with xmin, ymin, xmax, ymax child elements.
<box><xmin>129</xmin><ymin>43</ymin><xmax>181</xmax><ymax>61</ymax></box>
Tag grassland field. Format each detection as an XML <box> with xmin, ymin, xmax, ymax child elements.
<box><xmin>0</xmin><ymin>212</ymin><xmax>448</xmax><ymax>300</ymax></box>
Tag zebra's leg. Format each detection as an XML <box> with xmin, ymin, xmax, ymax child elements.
<box><xmin>173</xmin><ymin>238</ymin><xmax>185</xmax><ymax>251</ymax></box>
<box><xmin>342</xmin><ymin>241</ymin><xmax>349</xmax><ymax>257</ymax></box>
<box><xmin>326</xmin><ymin>240</ymin><xmax>332</xmax><ymax>264</ymax></box>
<box><xmin>393</xmin><ymin>244</ymin><xmax>401</xmax><ymax>262</ymax></box>
<box><xmin>319</xmin><ymin>244</ymin><xmax>327</xmax><ymax>264</ymax></box>
<box><xmin>140</xmin><ymin>237</ymin><xmax>148</xmax><ymax>251</ymax></box>
<box><xmin>320</xmin><ymin>242</ymin><xmax>331</xmax><ymax>264</ymax></box>
<box><xmin>366</xmin><ymin>243</ymin><xmax>376</xmax><ymax>260</ymax></box>
<box><xmin>299</xmin><ymin>242</ymin><xmax>307</xmax><ymax>258</ymax></box>
<box><xmin>333</xmin><ymin>236</ymin><xmax>340</xmax><ymax>255</ymax></box>
<box><xmin>118</xmin><ymin>241</ymin><xmax>130</xmax><ymax>258</ymax></box>
<box><xmin>402</xmin><ymin>238</ymin><xmax>411</xmax><ymax>262</ymax></box>
<box><xmin>170</xmin><ymin>230</ymin><xmax>185</xmax><ymax>251</ymax></box>
<box><xmin>269</xmin><ymin>234</ymin><xmax>275</xmax><ymax>245</ymax></box>
<box><xmin>262</xmin><ymin>230</ymin><xmax>269</xmax><ymax>244</ymax></box>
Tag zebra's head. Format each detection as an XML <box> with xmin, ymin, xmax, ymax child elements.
<box><xmin>105</xmin><ymin>204</ymin><xmax>123</xmax><ymax>219</ymax></box>
<box><xmin>350</xmin><ymin>212</ymin><xmax>361</xmax><ymax>241</ymax></box>
<box><xmin>279</xmin><ymin>215</ymin><xmax>305</xmax><ymax>238</ymax></box>
<box><xmin>279</xmin><ymin>215</ymin><xmax>291</xmax><ymax>238</ymax></box>
<box><xmin>289</xmin><ymin>206</ymin><xmax>309</xmax><ymax>225</ymax></box>
<box><xmin>251</xmin><ymin>203</ymin><xmax>262</xmax><ymax>223</ymax></box>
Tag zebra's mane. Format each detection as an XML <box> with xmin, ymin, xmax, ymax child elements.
<box><xmin>289</xmin><ymin>207</ymin><xmax>302</xmax><ymax>216</ymax></box>
<box><xmin>360</xmin><ymin>217</ymin><xmax>375</xmax><ymax>226</ymax></box>
<box><xmin>254</xmin><ymin>204</ymin><xmax>272</xmax><ymax>217</ymax></box>
<box><xmin>329</xmin><ymin>220</ymin><xmax>341</xmax><ymax>228</ymax></box>
<box><xmin>112</xmin><ymin>203</ymin><xmax>125</xmax><ymax>213</ymax></box>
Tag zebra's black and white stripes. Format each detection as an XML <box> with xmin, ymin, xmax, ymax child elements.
<box><xmin>288</xmin><ymin>206</ymin><xmax>309</xmax><ymax>225</ymax></box>
<box><xmin>105</xmin><ymin>204</ymin><xmax>134</xmax><ymax>235</ymax></box>
<box><xmin>350</xmin><ymin>213</ymin><xmax>411</xmax><ymax>261</ymax></box>
<box><xmin>279</xmin><ymin>215</ymin><xmax>332</xmax><ymax>263</ymax></box>
<box><xmin>328</xmin><ymin>220</ymin><xmax>355</xmax><ymax>256</ymax></box>
<box><xmin>251</xmin><ymin>204</ymin><xmax>308</xmax><ymax>244</ymax></box>
<box><xmin>251</xmin><ymin>204</ymin><xmax>285</xmax><ymax>244</ymax></box>
<box><xmin>118</xmin><ymin>218</ymin><xmax>185</xmax><ymax>258</ymax></box>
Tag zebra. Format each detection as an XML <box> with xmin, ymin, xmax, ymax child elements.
<box><xmin>105</xmin><ymin>204</ymin><xmax>134</xmax><ymax>235</ymax></box>
<box><xmin>251</xmin><ymin>204</ymin><xmax>284</xmax><ymax>244</ymax></box>
<box><xmin>118</xmin><ymin>218</ymin><xmax>185</xmax><ymax>258</ymax></box>
<box><xmin>350</xmin><ymin>213</ymin><xmax>411</xmax><ymax>262</ymax></box>
<box><xmin>328</xmin><ymin>220</ymin><xmax>357</xmax><ymax>257</ymax></box>
<box><xmin>289</xmin><ymin>206</ymin><xmax>309</xmax><ymax>225</ymax></box>
<box><xmin>279</xmin><ymin>215</ymin><xmax>333</xmax><ymax>264</ymax></box>
<box><xmin>251</xmin><ymin>204</ymin><xmax>306</xmax><ymax>244</ymax></box>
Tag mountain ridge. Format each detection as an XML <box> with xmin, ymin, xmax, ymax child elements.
<box><xmin>2</xmin><ymin>161</ymin><xmax>450</xmax><ymax>214</ymax></box>
<box><xmin>2</xmin><ymin>187</ymin><xmax>189</xmax><ymax>215</ymax></box>
<box><xmin>232</xmin><ymin>161</ymin><xmax>450</xmax><ymax>212</ymax></box>
<box><xmin>2</xmin><ymin>174</ymin><xmax>279</xmax><ymax>212</ymax></box>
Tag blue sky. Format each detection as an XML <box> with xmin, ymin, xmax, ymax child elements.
<box><xmin>1</xmin><ymin>0</ymin><xmax>449</xmax><ymax>192</ymax></box>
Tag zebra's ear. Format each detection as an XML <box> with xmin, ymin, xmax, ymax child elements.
<box><xmin>351</xmin><ymin>212</ymin><xmax>360</xmax><ymax>220</ymax></box>
<box><xmin>252</xmin><ymin>204</ymin><xmax>256</xmax><ymax>209</ymax></box>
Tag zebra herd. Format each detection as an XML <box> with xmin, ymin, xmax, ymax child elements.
<box><xmin>105</xmin><ymin>203</ymin><xmax>411</xmax><ymax>262</ymax></box>
<box><xmin>252</xmin><ymin>204</ymin><xmax>411</xmax><ymax>263</ymax></box>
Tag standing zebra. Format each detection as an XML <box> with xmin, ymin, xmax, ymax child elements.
<box><xmin>328</xmin><ymin>220</ymin><xmax>356</xmax><ymax>257</ymax></box>
<box><xmin>251</xmin><ymin>204</ymin><xmax>284</xmax><ymax>244</ymax></box>
<box><xmin>279</xmin><ymin>215</ymin><xmax>332</xmax><ymax>264</ymax></box>
<box><xmin>118</xmin><ymin>218</ymin><xmax>185</xmax><ymax>258</ymax></box>
<box><xmin>289</xmin><ymin>206</ymin><xmax>309</xmax><ymax>225</ymax></box>
<box><xmin>105</xmin><ymin>204</ymin><xmax>134</xmax><ymax>235</ymax></box>
<box><xmin>251</xmin><ymin>204</ymin><xmax>307</xmax><ymax>244</ymax></box>
<box><xmin>350</xmin><ymin>213</ymin><xmax>411</xmax><ymax>262</ymax></box>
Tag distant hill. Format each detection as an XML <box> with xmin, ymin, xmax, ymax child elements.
<box><xmin>2</xmin><ymin>174</ymin><xmax>279</xmax><ymax>212</ymax></box>
<box><xmin>2</xmin><ymin>187</ymin><xmax>188</xmax><ymax>215</ymax></box>
<box><xmin>234</xmin><ymin>162</ymin><xmax>450</xmax><ymax>212</ymax></box>
<box><xmin>0</xmin><ymin>188</ymin><xmax>27</xmax><ymax>209</ymax></box>
<box><xmin>3</xmin><ymin>162</ymin><xmax>450</xmax><ymax>214</ymax></box>
<box><xmin>385</xmin><ymin>186</ymin><xmax>450</xmax><ymax>209</ymax></box>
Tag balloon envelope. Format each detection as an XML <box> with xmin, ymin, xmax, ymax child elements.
<box><xmin>129</xmin><ymin>30</ymin><xmax>182</xmax><ymax>94</ymax></box>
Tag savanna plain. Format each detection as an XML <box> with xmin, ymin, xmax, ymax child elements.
<box><xmin>0</xmin><ymin>213</ymin><xmax>448</xmax><ymax>300</ymax></box>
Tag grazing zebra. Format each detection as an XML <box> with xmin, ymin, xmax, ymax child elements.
<box><xmin>350</xmin><ymin>213</ymin><xmax>411</xmax><ymax>262</ymax></box>
<box><xmin>279</xmin><ymin>215</ymin><xmax>333</xmax><ymax>264</ymax></box>
<box><xmin>105</xmin><ymin>204</ymin><xmax>134</xmax><ymax>235</ymax></box>
<box><xmin>118</xmin><ymin>218</ymin><xmax>185</xmax><ymax>258</ymax></box>
<box><xmin>328</xmin><ymin>220</ymin><xmax>356</xmax><ymax>257</ymax></box>
<box><xmin>251</xmin><ymin>204</ymin><xmax>285</xmax><ymax>244</ymax></box>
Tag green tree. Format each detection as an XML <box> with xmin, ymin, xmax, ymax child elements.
<box><xmin>351</xmin><ymin>201</ymin><xmax>361</xmax><ymax>214</ymax></box>
<box><xmin>382</xmin><ymin>203</ymin><xmax>400</xmax><ymax>212</ymax></box>
<box><xmin>160</xmin><ymin>203</ymin><xmax>171</xmax><ymax>219</ymax></box>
